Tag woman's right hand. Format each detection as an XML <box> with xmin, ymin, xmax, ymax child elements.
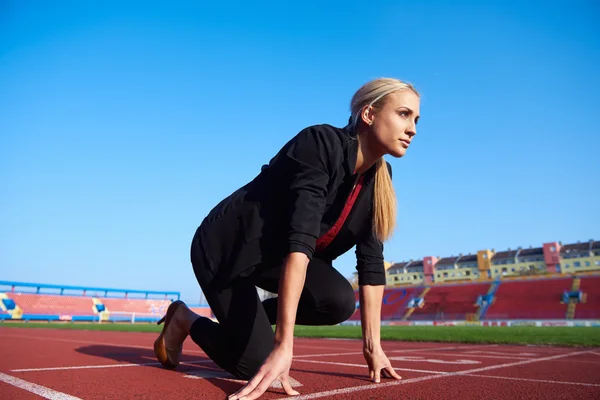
<box><xmin>228</xmin><ymin>343</ymin><xmax>299</xmax><ymax>400</ymax></box>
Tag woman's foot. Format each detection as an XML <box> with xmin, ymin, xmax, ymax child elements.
<box><xmin>154</xmin><ymin>300</ymin><xmax>198</xmax><ymax>369</ymax></box>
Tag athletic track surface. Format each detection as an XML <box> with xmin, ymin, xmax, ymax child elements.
<box><xmin>1</xmin><ymin>327</ymin><xmax>599</xmax><ymax>399</ymax></box>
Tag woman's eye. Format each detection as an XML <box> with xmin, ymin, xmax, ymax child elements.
<box><xmin>398</xmin><ymin>111</ymin><xmax>408</xmax><ymax>117</ymax></box>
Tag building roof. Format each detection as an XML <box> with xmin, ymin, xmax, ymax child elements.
<box><xmin>492</xmin><ymin>249</ymin><xmax>518</xmax><ymax>261</ymax></box>
<box><xmin>518</xmin><ymin>247</ymin><xmax>544</xmax><ymax>256</ymax></box>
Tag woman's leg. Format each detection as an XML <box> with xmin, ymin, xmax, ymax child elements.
<box><xmin>187</xmin><ymin>236</ymin><xmax>274</xmax><ymax>380</ymax></box>
<box><xmin>255</xmin><ymin>257</ymin><xmax>357</xmax><ymax>326</ymax></box>
<box><xmin>188</xmin><ymin>278</ymin><xmax>275</xmax><ymax>380</ymax></box>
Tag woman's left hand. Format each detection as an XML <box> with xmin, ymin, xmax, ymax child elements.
<box><xmin>363</xmin><ymin>345</ymin><xmax>402</xmax><ymax>383</ymax></box>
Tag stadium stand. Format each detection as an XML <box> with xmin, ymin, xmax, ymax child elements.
<box><xmin>574</xmin><ymin>275</ymin><xmax>600</xmax><ymax>319</ymax></box>
<box><xmin>408</xmin><ymin>282</ymin><xmax>490</xmax><ymax>321</ymax></box>
<box><xmin>0</xmin><ymin>281</ymin><xmax>187</xmax><ymax>323</ymax></box>
<box><xmin>348</xmin><ymin>286</ymin><xmax>423</xmax><ymax>321</ymax></box>
<box><xmin>483</xmin><ymin>277</ymin><xmax>572</xmax><ymax>320</ymax></box>
<box><xmin>6</xmin><ymin>293</ymin><xmax>96</xmax><ymax>321</ymax></box>
<box><xmin>2</xmin><ymin>240</ymin><xmax>598</xmax><ymax>325</ymax></box>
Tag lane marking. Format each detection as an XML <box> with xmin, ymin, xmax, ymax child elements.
<box><xmin>11</xmin><ymin>359</ymin><xmax>213</xmax><ymax>373</ymax></box>
<box><xmin>183</xmin><ymin>368</ymin><xmax>303</xmax><ymax>388</ymax></box>
<box><xmin>294</xmin><ymin>359</ymin><xmax>447</xmax><ymax>375</ymax></box>
<box><xmin>462</xmin><ymin>350</ymin><xmax>538</xmax><ymax>356</ymax></box>
<box><xmin>294</xmin><ymin>344</ymin><xmax>500</xmax><ymax>359</ymax></box>
<box><xmin>389</xmin><ymin>356</ymin><xmax>480</xmax><ymax>365</ymax></box>
<box><xmin>0</xmin><ymin>372</ymin><xmax>82</xmax><ymax>399</ymax></box>
<box><xmin>274</xmin><ymin>349</ymin><xmax>590</xmax><ymax>399</ymax></box>
<box><xmin>465</xmin><ymin>373</ymin><xmax>600</xmax><ymax>387</ymax></box>
<box><xmin>410</xmin><ymin>352</ymin><xmax>533</xmax><ymax>361</ymax></box>
<box><xmin>0</xmin><ymin>333</ymin><xmax>206</xmax><ymax>354</ymax></box>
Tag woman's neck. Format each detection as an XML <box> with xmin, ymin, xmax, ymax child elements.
<box><xmin>354</xmin><ymin>131</ymin><xmax>382</xmax><ymax>175</ymax></box>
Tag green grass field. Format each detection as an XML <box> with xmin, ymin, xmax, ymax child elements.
<box><xmin>2</xmin><ymin>321</ymin><xmax>598</xmax><ymax>347</ymax></box>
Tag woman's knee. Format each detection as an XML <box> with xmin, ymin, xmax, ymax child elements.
<box><xmin>324</xmin><ymin>286</ymin><xmax>356</xmax><ymax>324</ymax></box>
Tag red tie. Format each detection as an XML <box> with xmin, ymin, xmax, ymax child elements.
<box><xmin>315</xmin><ymin>174</ymin><xmax>365</xmax><ymax>252</ymax></box>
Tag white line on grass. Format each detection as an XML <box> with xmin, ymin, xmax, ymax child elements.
<box><xmin>274</xmin><ymin>350</ymin><xmax>590</xmax><ymax>399</ymax></box>
<box><xmin>0</xmin><ymin>372</ymin><xmax>82</xmax><ymax>399</ymax></box>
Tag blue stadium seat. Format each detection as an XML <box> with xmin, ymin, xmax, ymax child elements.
<box><xmin>1</xmin><ymin>298</ymin><xmax>16</xmax><ymax>310</ymax></box>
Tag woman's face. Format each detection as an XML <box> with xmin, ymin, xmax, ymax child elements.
<box><xmin>363</xmin><ymin>89</ymin><xmax>420</xmax><ymax>158</ymax></box>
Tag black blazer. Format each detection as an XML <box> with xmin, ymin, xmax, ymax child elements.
<box><xmin>195</xmin><ymin>123</ymin><xmax>390</xmax><ymax>289</ymax></box>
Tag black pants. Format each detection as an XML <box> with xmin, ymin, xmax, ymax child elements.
<box><xmin>188</xmin><ymin>244</ymin><xmax>356</xmax><ymax>380</ymax></box>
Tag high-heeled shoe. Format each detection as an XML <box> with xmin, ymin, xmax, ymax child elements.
<box><xmin>154</xmin><ymin>300</ymin><xmax>187</xmax><ymax>369</ymax></box>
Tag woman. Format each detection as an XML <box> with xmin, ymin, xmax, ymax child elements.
<box><xmin>154</xmin><ymin>77</ymin><xmax>420</xmax><ymax>399</ymax></box>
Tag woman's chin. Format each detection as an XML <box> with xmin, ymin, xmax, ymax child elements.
<box><xmin>388</xmin><ymin>146</ymin><xmax>407</xmax><ymax>158</ymax></box>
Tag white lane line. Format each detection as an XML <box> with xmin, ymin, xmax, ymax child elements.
<box><xmin>0</xmin><ymin>372</ymin><xmax>82</xmax><ymax>399</ymax></box>
<box><xmin>294</xmin><ymin>344</ymin><xmax>499</xmax><ymax>359</ymax></box>
<box><xmin>410</xmin><ymin>352</ymin><xmax>533</xmax><ymax>360</ymax></box>
<box><xmin>294</xmin><ymin>359</ymin><xmax>447</xmax><ymax>375</ymax></box>
<box><xmin>462</xmin><ymin>350</ymin><xmax>539</xmax><ymax>356</ymax></box>
<box><xmin>11</xmin><ymin>359</ymin><xmax>213</xmax><ymax>373</ymax></box>
<box><xmin>589</xmin><ymin>351</ymin><xmax>600</xmax><ymax>356</ymax></box>
<box><xmin>0</xmin><ymin>333</ymin><xmax>206</xmax><ymax>354</ymax></box>
<box><xmin>274</xmin><ymin>350</ymin><xmax>590</xmax><ymax>399</ymax></box>
<box><xmin>183</xmin><ymin>368</ymin><xmax>304</xmax><ymax>388</ymax></box>
<box><xmin>465</xmin><ymin>373</ymin><xmax>600</xmax><ymax>387</ymax></box>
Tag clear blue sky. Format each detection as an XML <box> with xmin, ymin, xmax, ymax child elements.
<box><xmin>1</xmin><ymin>1</ymin><xmax>598</xmax><ymax>304</ymax></box>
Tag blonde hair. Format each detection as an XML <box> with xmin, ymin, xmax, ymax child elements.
<box><xmin>349</xmin><ymin>77</ymin><xmax>419</xmax><ymax>242</ymax></box>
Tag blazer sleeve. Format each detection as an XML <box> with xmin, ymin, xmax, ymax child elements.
<box><xmin>276</xmin><ymin>126</ymin><xmax>341</xmax><ymax>259</ymax></box>
<box><xmin>354</xmin><ymin>161</ymin><xmax>392</xmax><ymax>286</ymax></box>
<box><xmin>355</xmin><ymin>220</ymin><xmax>386</xmax><ymax>286</ymax></box>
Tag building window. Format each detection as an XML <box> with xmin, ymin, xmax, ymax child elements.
<box><xmin>551</xmin><ymin>246</ymin><xmax>556</xmax><ymax>252</ymax></box>
<box><xmin>585</xmin><ymin>261</ymin><xmax>590</xmax><ymax>267</ymax></box>
<box><xmin>574</xmin><ymin>262</ymin><xmax>581</xmax><ymax>268</ymax></box>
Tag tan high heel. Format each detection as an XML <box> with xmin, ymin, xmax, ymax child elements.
<box><xmin>154</xmin><ymin>300</ymin><xmax>186</xmax><ymax>369</ymax></box>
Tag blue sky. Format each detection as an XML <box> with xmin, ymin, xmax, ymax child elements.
<box><xmin>1</xmin><ymin>1</ymin><xmax>598</xmax><ymax>304</ymax></box>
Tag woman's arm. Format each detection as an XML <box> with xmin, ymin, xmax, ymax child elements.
<box><xmin>274</xmin><ymin>252</ymin><xmax>310</xmax><ymax>348</ymax></box>
<box><xmin>228</xmin><ymin>252</ymin><xmax>308</xmax><ymax>400</ymax></box>
<box><xmin>359</xmin><ymin>284</ymin><xmax>402</xmax><ymax>383</ymax></box>
<box><xmin>359</xmin><ymin>284</ymin><xmax>384</xmax><ymax>352</ymax></box>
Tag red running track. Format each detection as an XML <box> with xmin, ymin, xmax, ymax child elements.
<box><xmin>0</xmin><ymin>327</ymin><xmax>599</xmax><ymax>399</ymax></box>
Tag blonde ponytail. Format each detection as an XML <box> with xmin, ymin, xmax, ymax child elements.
<box><xmin>349</xmin><ymin>77</ymin><xmax>419</xmax><ymax>242</ymax></box>
<box><xmin>373</xmin><ymin>158</ymin><xmax>396</xmax><ymax>242</ymax></box>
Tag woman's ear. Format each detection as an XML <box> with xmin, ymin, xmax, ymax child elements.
<box><xmin>361</xmin><ymin>105</ymin><xmax>375</xmax><ymax>126</ymax></box>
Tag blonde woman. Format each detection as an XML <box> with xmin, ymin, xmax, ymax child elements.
<box><xmin>154</xmin><ymin>77</ymin><xmax>420</xmax><ymax>399</ymax></box>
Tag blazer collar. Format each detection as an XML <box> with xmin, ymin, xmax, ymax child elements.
<box><xmin>341</xmin><ymin>123</ymin><xmax>377</xmax><ymax>186</ymax></box>
<box><xmin>342</xmin><ymin>123</ymin><xmax>358</xmax><ymax>177</ymax></box>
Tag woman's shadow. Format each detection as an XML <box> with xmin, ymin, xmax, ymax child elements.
<box><xmin>74</xmin><ymin>343</ymin><xmax>249</xmax><ymax>396</ymax></box>
<box><xmin>74</xmin><ymin>343</ymin><xmax>304</xmax><ymax>397</ymax></box>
